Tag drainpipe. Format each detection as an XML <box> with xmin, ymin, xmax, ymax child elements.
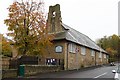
<box><xmin>66</xmin><ymin>43</ymin><xmax>69</xmax><ymax>70</ymax></box>
<box><xmin>76</xmin><ymin>46</ymin><xmax>79</xmax><ymax>70</ymax></box>
<box><xmin>95</xmin><ymin>52</ymin><xmax>96</xmax><ymax>66</ymax></box>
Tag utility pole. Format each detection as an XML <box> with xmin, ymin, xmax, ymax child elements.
<box><xmin>118</xmin><ymin>1</ymin><xmax>120</xmax><ymax>64</ymax></box>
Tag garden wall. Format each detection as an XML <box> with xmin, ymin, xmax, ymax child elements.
<box><xmin>24</xmin><ymin>65</ymin><xmax>61</xmax><ymax>76</ymax></box>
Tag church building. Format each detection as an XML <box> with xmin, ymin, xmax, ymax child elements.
<box><xmin>40</xmin><ymin>4</ymin><xmax>109</xmax><ymax>70</ymax></box>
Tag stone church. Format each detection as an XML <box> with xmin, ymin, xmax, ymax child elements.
<box><xmin>39</xmin><ymin>4</ymin><xmax>109</xmax><ymax>70</ymax></box>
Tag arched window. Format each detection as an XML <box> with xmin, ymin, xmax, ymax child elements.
<box><xmin>55</xmin><ymin>46</ymin><xmax>63</xmax><ymax>53</ymax></box>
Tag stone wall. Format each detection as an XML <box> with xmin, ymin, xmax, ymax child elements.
<box><xmin>2</xmin><ymin>69</ymin><xmax>17</xmax><ymax>78</ymax></box>
<box><xmin>2</xmin><ymin>65</ymin><xmax>61</xmax><ymax>78</ymax></box>
<box><xmin>24</xmin><ymin>65</ymin><xmax>61</xmax><ymax>76</ymax></box>
<box><xmin>39</xmin><ymin>40</ymin><xmax>65</xmax><ymax>66</ymax></box>
<box><xmin>47</xmin><ymin>4</ymin><xmax>64</xmax><ymax>33</ymax></box>
<box><xmin>64</xmin><ymin>42</ymin><xmax>109</xmax><ymax>70</ymax></box>
<box><xmin>2</xmin><ymin>57</ymin><xmax>10</xmax><ymax>69</ymax></box>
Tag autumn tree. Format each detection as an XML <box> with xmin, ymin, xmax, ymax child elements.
<box><xmin>1</xmin><ymin>34</ymin><xmax>12</xmax><ymax>57</ymax></box>
<box><xmin>0</xmin><ymin>34</ymin><xmax>2</xmax><ymax>55</ymax></box>
<box><xmin>96</xmin><ymin>34</ymin><xmax>120</xmax><ymax>62</ymax></box>
<box><xmin>4</xmin><ymin>0</ymin><xmax>53</xmax><ymax>56</ymax></box>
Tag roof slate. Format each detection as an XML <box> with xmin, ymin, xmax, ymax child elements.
<box><xmin>54</xmin><ymin>23</ymin><xmax>107</xmax><ymax>54</ymax></box>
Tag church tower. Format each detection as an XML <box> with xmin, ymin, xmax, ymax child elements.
<box><xmin>47</xmin><ymin>4</ymin><xmax>64</xmax><ymax>33</ymax></box>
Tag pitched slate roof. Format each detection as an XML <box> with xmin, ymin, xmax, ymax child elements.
<box><xmin>54</xmin><ymin>23</ymin><xmax>107</xmax><ymax>54</ymax></box>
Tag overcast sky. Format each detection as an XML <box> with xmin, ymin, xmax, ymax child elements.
<box><xmin>0</xmin><ymin>0</ymin><xmax>119</xmax><ymax>41</ymax></box>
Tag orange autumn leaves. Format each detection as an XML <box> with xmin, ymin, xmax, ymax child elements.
<box><xmin>97</xmin><ymin>34</ymin><xmax>120</xmax><ymax>59</ymax></box>
<box><xmin>1</xmin><ymin>34</ymin><xmax>12</xmax><ymax>57</ymax></box>
<box><xmin>4</xmin><ymin>0</ymin><xmax>54</xmax><ymax>56</ymax></box>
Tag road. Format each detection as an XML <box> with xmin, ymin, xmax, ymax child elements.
<box><xmin>29</xmin><ymin>64</ymin><xmax>119</xmax><ymax>79</ymax></box>
<box><xmin>59</xmin><ymin>65</ymin><xmax>116</xmax><ymax>78</ymax></box>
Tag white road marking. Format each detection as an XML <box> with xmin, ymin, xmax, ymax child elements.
<box><xmin>94</xmin><ymin>72</ymin><xmax>107</xmax><ymax>78</ymax></box>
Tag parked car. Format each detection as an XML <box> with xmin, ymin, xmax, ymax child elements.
<box><xmin>112</xmin><ymin>65</ymin><xmax>120</xmax><ymax>80</ymax></box>
<box><xmin>110</xmin><ymin>62</ymin><xmax>115</xmax><ymax>66</ymax></box>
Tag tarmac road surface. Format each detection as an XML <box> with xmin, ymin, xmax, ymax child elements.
<box><xmin>29</xmin><ymin>64</ymin><xmax>119</xmax><ymax>80</ymax></box>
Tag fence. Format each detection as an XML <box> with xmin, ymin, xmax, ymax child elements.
<box><xmin>9</xmin><ymin>56</ymin><xmax>39</xmax><ymax>69</ymax></box>
<box><xmin>2</xmin><ymin>56</ymin><xmax>63</xmax><ymax>78</ymax></box>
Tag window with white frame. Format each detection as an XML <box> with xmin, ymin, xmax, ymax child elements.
<box><xmin>99</xmin><ymin>52</ymin><xmax>102</xmax><ymax>58</ymax></box>
<box><xmin>91</xmin><ymin>50</ymin><xmax>95</xmax><ymax>56</ymax></box>
<box><xmin>106</xmin><ymin>55</ymin><xmax>109</xmax><ymax>59</ymax></box>
<box><xmin>55</xmin><ymin>46</ymin><xmax>63</xmax><ymax>53</ymax></box>
<box><xmin>104</xmin><ymin>54</ymin><xmax>106</xmax><ymax>58</ymax></box>
<box><xmin>81</xmin><ymin>46</ymin><xmax>86</xmax><ymax>55</ymax></box>
<box><xmin>69</xmin><ymin>43</ymin><xmax>76</xmax><ymax>53</ymax></box>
